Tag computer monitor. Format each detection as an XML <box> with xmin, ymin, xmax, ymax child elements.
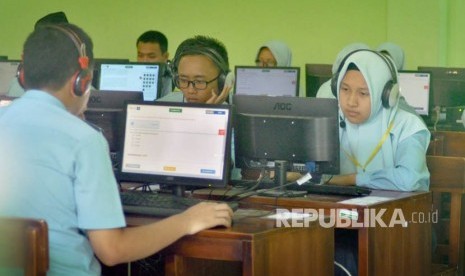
<box><xmin>234</xmin><ymin>66</ymin><xmax>300</xmax><ymax>97</ymax></box>
<box><xmin>118</xmin><ymin>101</ymin><xmax>232</xmax><ymax>193</ymax></box>
<box><xmin>417</xmin><ymin>66</ymin><xmax>465</xmax><ymax>108</ymax></box>
<box><xmin>98</xmin><ymin>62</ymin><xmax>163</xmax><ymax>101</ymax></box>
<box><xmin>233</xmin><ymin>95</ymin><xmax>340</xmax><ymax>176</ymax></box>
<box><xmin>0</xmin><ymin>60</ymin><xmax>20</xmax><ymax>95</ymax></box>
<box><xmin>398</xmin><ymin>70</ymin><xmax>431</xmax><ymax>116</ymax></box>
<box><xmin>85</xmin><ymin>90</ymin><xmax>143</xmax><ymax>153</ymax></box>
<box><xmin>91</xmin><ymin>58</ymin><xmax>130</xmax><ymax>88</ymax></box>
<box><xmin>305</xmin><ymin>63</ymin><xmax>332</xmax><ymax>97</ymax></box>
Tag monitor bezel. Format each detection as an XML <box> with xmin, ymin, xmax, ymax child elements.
<box><xmin>117</xmin><ymin>101</ymin><xmax>232</xmax><ymax>188</ymax></box>
<box><xmin>98</xmin><ymin>62</ymin><xmax>164</xmax><ymax>101</ymax></box>
<box><xmin>417</xmin><ymin>66</ymin><xmax>465</xmax><ymax>108</ymax></box>
<box><xmin>234</xmin><ymin>65</ymin><xmax>301</xmax><ymax>97</ymax></box>
<box><xmin>398</xmin><ymin>70</ymin><xmax>432</xmax><ymax>117</ymax></box>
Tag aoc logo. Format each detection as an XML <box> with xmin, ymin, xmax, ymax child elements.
<box><xmin>273</xmin><ymin>102</ymin><xmax>292</xmax><ymax>111</ymax></box>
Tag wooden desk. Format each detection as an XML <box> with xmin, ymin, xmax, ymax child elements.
<box><xmin>126</xmin><ymin>209</ymin><xmax>334</xmax><ymax>276</ymax></box>
<box><xmin>196</xmin><ymin>189</ymin><xmax>431</xmax><ymax>276</ymax></box>
<box><xmin>427</xmin><ymin>130</ymin><xmax>465</xmax><ymax>274</ymax></box>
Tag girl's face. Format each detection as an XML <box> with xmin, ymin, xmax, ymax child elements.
<box><xmin>339</xmin><ymin>70</ymin><xmax>371</xmax><ymax>124</ymax></box>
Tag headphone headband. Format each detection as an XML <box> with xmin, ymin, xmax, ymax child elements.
<box><xmin>46</xmin><ymin>25</ymin><xmax>89</xmax><ymax>69</ymax></box>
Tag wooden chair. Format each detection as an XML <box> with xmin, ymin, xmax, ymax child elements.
<box><xmin>428</xmin><ymin>130</ymin><xmax>465</xmax><ymax>275</ymax></box>
<box><xmin>0</xmin><ymin>217</ymin><xmax>49</xmax><ymax>276</ymax></box>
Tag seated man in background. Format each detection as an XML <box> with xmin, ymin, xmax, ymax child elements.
<box><xmin>158</xmin><ymin>35</ymin><xmax>233</xmax><ymax>104</ymax></box>
<box><xmin>136</xmin><ymin>30</ymin><xmax>173</xmax><ymax>97</ymax></box>
<box><xmin>0</xmin><ymin>23</ymin><xmax>233</xmax><ymax>275</ymax></box>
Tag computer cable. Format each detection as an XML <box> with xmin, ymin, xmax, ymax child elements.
<box><xmin>229</xmin><ymin>173</ymin><xmax>312</xmax><ymax>201</ymax></box>
<box><xmin>223</xmin><ymin>167</ymin><xmax>268</xmax><ymax>201</ymax></box>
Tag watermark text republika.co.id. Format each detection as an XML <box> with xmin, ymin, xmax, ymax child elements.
<box><xmin>273</xmin><ymin>208</ymin><xmax>438</xmax><ymax>228</ymax></box>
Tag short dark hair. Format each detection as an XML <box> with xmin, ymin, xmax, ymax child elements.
<box><xmin>136</xmin><ymin>30</ymin><xmax>168</xmax><ymax>53</ymax></box>
<box><xmin>172</xmin><ymin>35</ymin><xmax>229</xmax><ymax>75</ymax></box>
<box><xmin>34</xmin><ymin>11</ymin><xmax>68</xmax><ymax>30</ymax></box>
<box><xmin>23</xmin><ymin>23</ymin><xmax>94</xmax><ymax>91</ymax></box>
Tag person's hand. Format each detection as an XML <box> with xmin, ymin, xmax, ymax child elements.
<box><xmin>180</xmin><ymin>202</ymin><xmax>233</xmax><ymax>235</ymax></box>
<box><xmin>206</xmin><ymin>84</ymin><xmax>232</xmax><ymax>104</ymax></box>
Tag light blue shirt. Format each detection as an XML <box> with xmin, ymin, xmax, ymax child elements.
<box><xmin>0</xmin><ymin>90</ymin><xmax>126</xmax><ymax>276</ymax></box>
<box><xmin>356</xmin><ymin>131</ymin><xmax>430</xmax><ymax>191</ymax></box>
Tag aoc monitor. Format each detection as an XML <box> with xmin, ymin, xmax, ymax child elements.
<box><xmin>118</xmin><ymin>101</ymin><xmax>232</xmax><ymax>189</ymax></box>
<box><xmin>233</xmin><ymin>94</ymin><xmax>340</xmax><ymax>175</ymax></box>
<box><xmin>398</xmin><ymin>70</ymin><xmax>431</xmax><ymax>116</ymax></box>
<box><xmin>234</xmin><ymin>66</ymin><xmax>300</xmax><ymax>97</ymax></box>
<box><xmin>417</xmin><ymin>66</ymin><xmax>465</xmax><ymax>108</ymax></box>
<box><xmin>98</xmin><ymin>62</ymin><xmax>162</xmax><ymax>101</ymax></box>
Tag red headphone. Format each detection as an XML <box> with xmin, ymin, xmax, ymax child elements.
<box><xmin>17</xmin><ymin>25</ymin><xmax>92</xmax><ymax>97</ymax></box>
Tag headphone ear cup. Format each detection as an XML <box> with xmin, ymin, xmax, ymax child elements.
<box><xmin>331</xmin><ymin>72</ymin><xmax>339</xmax><ymax>98</ymax></box>
<box><xmin>381</xmin><ymin>80</ymin><xmax>400</xmax><ymax>108</ymax></box>
<box><xmin>16</xmin><ymin>63</ymin><xmax>26</xmax><ymax>89</ymax></box>
<box><xmin>73</xmin><ymin>69</ymin><xmax>92</xmax><ymax>97</ymax></box>
<box><xmin>218</xmin><ymin>71</ymin><xmax>235</xmax><ymax>91</ymax></box>
<box><xmin>388</xmin><ymin>81</ymin><xmax>400</xmax><ymax>108</ymax></box>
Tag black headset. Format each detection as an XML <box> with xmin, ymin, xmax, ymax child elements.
<box><xmin>17</xmin><ymin>24</ymin><xmax>92</xmax><ymax>97</ymax></box>
<box><xmin>330</xmin><ymin>49</ymin><xmax>399</xmax><ymax>109</ymax></box>
<box><xmin>171</xmin><ymin>46</ymin><xmax>232</xmax><ymax>91</ymax></box>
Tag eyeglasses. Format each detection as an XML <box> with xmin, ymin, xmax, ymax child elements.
<box><xmin>175</xmin><ymin>74</ymin><xmax>220</xmax><ymax>91</ymax></box>
<box><xmin>255</xmin><ymin>60</ymin><xmax>277</xmax><ymax>67</ymax></box>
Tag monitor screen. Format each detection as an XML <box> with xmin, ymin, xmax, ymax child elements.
<box><xmin>417</xmin><ymin>66</ymin><xmax>465</xmax><ymax>107</ymax></box>
<box><xmin>305</xmin><ymin>63</ymin><xmax>332</xmax><ymax>97</ymax></box>
<box><xmin>0</xmin><ymin>60</ymin><xmax>20</xmax><ymax>95</ymax></box>
<box><xmin>234</xmin><ymin>66</ymin><xmax>300</xmax><ymax>97</ymax></box>
<box><xmin>92</xmin><ymin>58</ymin><xmax>130</xmax><ymax>88</ymax></box>
<box><xmin>119</xmin><ymin>101</ymin><xmax>232</xmax><ymax>188</ymax></box>
<box><xmin>85</xmin><ymin>90</ymin><xmax>143</xmax><ymax>153</ymax></box>
<box><xmin>398</xmin><ymin>70</ymin><xmax>431</xmax><ymax>116</ymax></box>
<box><xmin>233</xmin><ymin>95</ymin><xmax>340</xmax><ymax>175</ymax></box>
<box><xmin>98</xmin><ymin>62</ymin><xmax>162</xmax><ymax>101</ymax></box>
<box><xmin>0</xmin><ymin>95</ymin><xmax>17</xmax><ymax>106</ymax></box>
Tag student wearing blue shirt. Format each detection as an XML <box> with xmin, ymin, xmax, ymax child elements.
<box><xmin>327</xmin><ymin>49</ymin><xmax>430</xmax><ymax>191</ymax></box>
<box><xmin>327</xmin><ymin>49</ymin><xmax>430</xmax><ymax>275</ymax></box>
<box><xmin>0</xmin><ymin>23</ymin><xmax>233</xmax><ymax>276</ymax></box>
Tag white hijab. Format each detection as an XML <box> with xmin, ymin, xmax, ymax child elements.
<box><xmin>335</xmin><ymin>51</ymin><xmax>428</xmax><ymax>174</ymax></box>
<box><xmin>332</xmin><ymin>42</ymin><xmax>370</xmax><ymax>74</ymax></box>
<box><xmin>256</xmin><ymin>40</ymin><xmax>292</xmax><ymax>66</ymax></box>
<box><xmin>376</xmin><ymin>42</ymin><xmax>405</xmax><ymax>70</ymax></box>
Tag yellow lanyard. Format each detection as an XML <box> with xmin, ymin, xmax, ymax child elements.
<box><xmin>343</xmin><ymin>121</ymin><xmax>394</xmax><ymax>172</ymax></box>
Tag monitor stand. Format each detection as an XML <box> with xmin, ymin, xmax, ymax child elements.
<box><xmin>256</xmin><ymin>160</ymin><xmax>307</xmax><ymax>198</ymax></box>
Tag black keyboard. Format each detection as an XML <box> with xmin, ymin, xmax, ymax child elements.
<box><xmin>120</xmin><ymin>191</ymin><xmax>239</xmax><ymax>217</ymax></box>
<box><xmin>293</xmin><ymin>184</ymin><xmax>372</xmax><ymax>197</ymax></box>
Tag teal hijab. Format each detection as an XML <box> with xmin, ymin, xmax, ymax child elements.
<box><xmin>256</xmin><ymin>40</ymin><xmax>292</xmax><ymax>66</ymax></box>
<box><xmin>335</xmin><ymin>50</ymin><xmax>429</xmax><ymax>174</ymax></box>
